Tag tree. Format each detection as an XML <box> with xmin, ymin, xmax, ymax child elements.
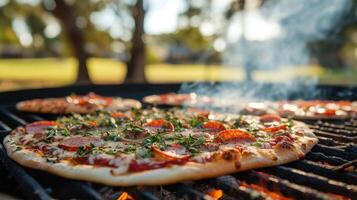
<box><xmin>125</xmin><ymin>0</ymin><xmax>146</xmax><ymax>83</ymax></box>
<box><xmin>49</xmin><ymin>0</ymin><xmax>91</xmax><ymax>84</ymax></box>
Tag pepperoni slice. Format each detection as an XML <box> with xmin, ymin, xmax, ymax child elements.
<box><xmin>202</xmin><ymin>121</ymin><xmax>226</xmax><ymax>132</ymax></box>
<box><xmin>216</xmin><ymin>129</ymin><xmax>256</xmax><ymax>143</ymax></box>
<box><xmin>143</xmin><ymin>119</ymin><xmax>174</xmax><ymax>132</ymax></box>
<box><xmin>260</xmin><ymin>114</ymin><xmax>281</xmax><ymax>123</ymax></box>
<box><xmin>262</xmin><ymin>124</ymin><xmax>287</xmax><ymax>133</ymax></box>
<box><xmin>152</xmin><ymin>145</ymin><xmax>190</xmax><ymax>160</ymax></box>
<box><xmin>58</xmin><ymin>136</ymin><xmax>103</xmax><ymax>151</ymax></box>
<box><xmin>111</xmin><ymin>112</ymin><xmax>127</xmax><ymax>119</ymax></box>
<box><xmin>129</xmin><ymin>157</ymin><xmax>189</xmax><ymax>172</ymax></box>
<box><xmin>25</xmin><ymin>121</ymin><xmax>58</xmax><ymax>135</ymax></box>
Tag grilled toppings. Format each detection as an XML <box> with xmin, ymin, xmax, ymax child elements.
<box><xmin>143</xmin><ymin>119</ymin><xmax>174</xmax><ymax>132</ymax></box>
<box><xmin>216</xmin><ymin>129</ymin><xmax>256</xmax><ymax>143</ymax></box>
<box><xmin>202</xmin><ymin>121</ymin><xmax>226</xmax><ymax>132</ymax></box>
<box><xmin>12</xmin><ymin>108</ymin><xmax>300</xmax><ymax>173</ymax></box>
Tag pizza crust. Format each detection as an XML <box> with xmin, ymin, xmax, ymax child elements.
<box><xmin>3</xmin><ymin>121</ymin><xmax>317</xmax><ymax>186</ymax></box>
<box><xmin>16</xmin><ymin>98</ymin><xmax>141</xmax><ymax>114</ymax></box>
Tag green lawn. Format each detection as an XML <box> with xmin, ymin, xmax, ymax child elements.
<box><xmin>0</xmin><ymin>57</ymin><xmax>356</xmax><ymax>91</ymax></box>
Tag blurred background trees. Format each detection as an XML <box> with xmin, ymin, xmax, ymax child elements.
<box><xmin>0</xmin><ymin>0</ymin><xmax>357</xmax><ymax>90</ymax></box>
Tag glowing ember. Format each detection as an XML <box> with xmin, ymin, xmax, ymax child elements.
<box><xmin>241</xmin><ymin>182</ymin><xmax>292</xmax><ymax>200</ymax></box>
<box><xmin>117</xmin><ymin>192</ymin><xmax>134</xmax><ymax>200</ymax></box>
<box><xmin>206</xmin><ymin>189</ymin><xmax>223</xmax><ymax>200</ymax></box>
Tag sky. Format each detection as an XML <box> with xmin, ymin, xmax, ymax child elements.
<box><xmin>145</xmin><ymin>0</ymin><xmax>186</xmax><ymax>34</ymax></box>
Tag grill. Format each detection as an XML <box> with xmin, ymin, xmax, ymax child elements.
<box><xmin>0</xmin><ymin>83</ymin><xmax>356</xmax><ymax>200</ymax></box>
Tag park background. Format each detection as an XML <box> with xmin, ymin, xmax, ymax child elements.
<box><xmin>0</xmin><ymin>0</ymin><xmax>357</xmax><ymax>92</ymax></box>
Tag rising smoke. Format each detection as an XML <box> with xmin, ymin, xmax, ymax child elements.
<box><xmin>180</xmin><ymin>0</ymin><xmax>352</xmax><ymax>104</ymax></box>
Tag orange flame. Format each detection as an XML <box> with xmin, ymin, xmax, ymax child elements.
<box><xmin>117</xmin><ymin>192</ymin><xmax>135</xmax><ymax>200</ymax></box>
<box><xmin>206</xmin><ymin>189</ymin><xmax>223</xmax><ymax>200</ymax></box>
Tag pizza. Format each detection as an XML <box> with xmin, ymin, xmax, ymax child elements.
<box><xmin>3</xmin><ymin>108</ymin><xmax>318</xmax><ymax>186</ymax></box>
<box><xmin>242</xmin><ymin>100</ymin><xmax>357</xmax><ymax>119</ymax></box>
<box><xmin>143</xmin><ymin>93</ymin><xmax>212</xmax><ymax>107</ymax></box>
<box><xmin>16</xmin><ymin>92</ymin><xmax>142</xmax><ymax>114</ymax></box>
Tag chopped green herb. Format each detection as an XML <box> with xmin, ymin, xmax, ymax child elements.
<box><xmin>123</xmin><ymin>145</ymin><xmax>137</xmax><ymax>153</ymax></box>
<box><xmin>104</xmin><ymin>134</ymin><xmax>119</xmax><ymax>141</ymax></box>
<box><xmin>76</xmin><ymin>143</ymin><xmax>95</xmax><ymax>157</ymax></box>
<box><xmin>252</xmin><ymin>142</ymin><xmax>262</xmax><ymax>148</ymax></box>
<box><xmin>44</xmin><ymin>128</ymin><xmax>57</xmax><ymax>143</ymax></box>
<box><xmin>176</xmin><ymin>134</ymin><xmax>205</xmax><ymax>154</ymax></box>
<box><xmin>190</xmin><ymin>118</ymin><xmax>203</xmax><ymax>128</ymax></box>
<box><xmin>169</xmin><ymin>118</ymin><xmax>184</xmax><ymax>132</ymax></box>
<box><xmin>58</xmin><ymin>128</ymin><xmax>70</xmax><ymax>136</ymax></box>
<box><xmin>123</xmin><ymin>122</ymin><xmax>145</xmax><ymax>133</ymax></box>
<box><xmin>287</xmin><ymin>118</ymin><xmax>294</xmax><ymax>129</ymax></box>
<box><xmin>101</xmin><ymin>117</ymin><xmax>118</xmax><ymax>127</ymax></box>
<box><xmin>143</xmin><ymin>134</ymin><xmax>166</xmax><ymax>149</ymax></box>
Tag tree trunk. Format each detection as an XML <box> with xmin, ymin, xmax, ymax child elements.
<box><xmin>50</xmin><ymin>0</ymin><xmax>91</xmax><ymax>84</ymax></box>
<box><xmin>125</xmin><ymin>0</ymin><xmax>146</xmax><ymax>83</ymax></box>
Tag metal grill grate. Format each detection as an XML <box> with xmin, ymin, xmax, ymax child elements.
<box><xmin>0</xmin><ymin>84</ymin><xmax>356</xmax><ymax>200</ymax></box>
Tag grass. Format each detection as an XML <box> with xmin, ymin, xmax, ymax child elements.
<box><xmin>0</xmin><ymin>57</ymin><xmax>356</xmax><ymax>91</ymax></box>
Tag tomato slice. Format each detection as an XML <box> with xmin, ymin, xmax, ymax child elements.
<box><xmin>262</xmin><ymin>124</ymin><xmax>287</xmax><ymax>133</ymax></box>
<box><xmin>143</xmin><ymin>119</ymin><xmax>174</xmax><ymax>132</ymax></box>
<box><xmin>58</xmin><ymin>136</ymin><xmax>103</xmax><ymax>151</ymax></box>
<box><xmin>216</xmin><ymin>129</ymin><xmax>256</xmax><ymax>143</ymax></box>
<box><xmin>25</xmin><ymin>121</ymin><xmax>58</xmax><ymax>134</ymax></box>
<box><xmin>152</xmin><ymin>145</ymin><xmax>190</xmax><ymax>160</ymax></box>
<box><xmin>260</xmin><ymin>114</ymin><xmax>281</xmax><ymax>123</ymax></box>
<box><xmin>111</xmin><ymin>112</ymin><xmax>127</xmax><ymax>119</ymax></box>
<box><xmin>202</xmin><ymin>121</ymin><xmax>226</xmax><ymax>132</ymax></box>
<box><xmin>316</xmin><ymin>109</ymin><xmax>336</xmax><ymax>116</ymax></box>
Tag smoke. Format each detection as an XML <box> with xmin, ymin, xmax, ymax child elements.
<box><xmin>224</xmin><ymin>0</ymin><xmax>352</xmax><ymax>69</ymax></box>
<box><xmin>179</xmin><ymin>0</ymin><xmax>352</xmax><ymax>105</ymax></box>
